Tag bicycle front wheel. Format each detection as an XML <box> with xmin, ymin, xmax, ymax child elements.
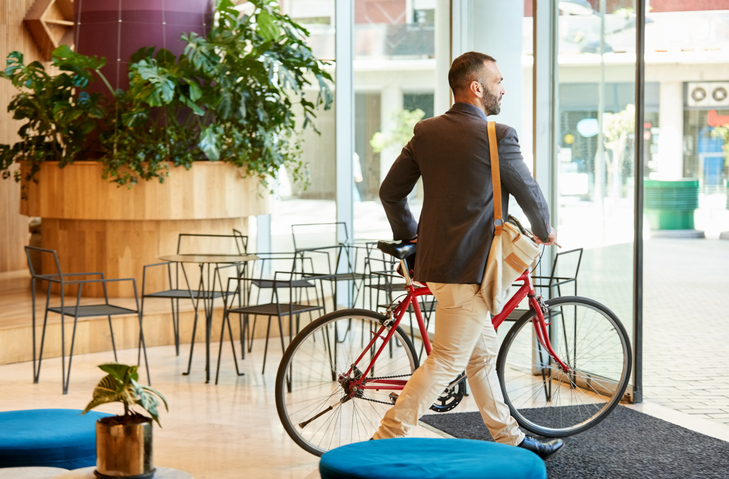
<box><xmin>497</xmin><ymin>296</ymin><xmax>632</xmax><ymax>437</ymax></box>
<box><xmin>275</xmin><ymin>308</ymin><xmax>419</xmax><ymax>457</ymax></box>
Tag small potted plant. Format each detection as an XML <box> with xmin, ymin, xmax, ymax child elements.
<box><xmin>83</xmin><ymin>363</ymin><xmax>168</xmax><ymax>479</ymax></box>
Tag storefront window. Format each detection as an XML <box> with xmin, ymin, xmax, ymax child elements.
<box><xmin>645</xmin><ymin>8</ymin><xmax>729</xmax><ymax>237</ymax></box>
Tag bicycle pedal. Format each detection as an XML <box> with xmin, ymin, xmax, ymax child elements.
<box><xmin>388</xmin><ymin>392</ymin><xmax>399</xmax><ymax>404</ymax></box>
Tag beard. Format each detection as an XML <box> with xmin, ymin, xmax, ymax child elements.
<box><xmin>483</xmin><ymin>90</ymin><xmax>501</xmax><ymax>116</ymax></box>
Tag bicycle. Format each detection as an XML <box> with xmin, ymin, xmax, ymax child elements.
<box><xmin>275</xmin><ymin>240</ymin><xmax>632</xmax><ymax>457</ymax></box>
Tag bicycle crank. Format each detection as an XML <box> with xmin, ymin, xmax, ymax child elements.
<box><xmin>429</xmin><ymin>375</ymin><xmax>467</xmax><ymax>413</ymax></box>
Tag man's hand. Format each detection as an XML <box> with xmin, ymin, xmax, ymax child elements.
<box><xmin>535</xmin><ymin>227</ymin><xmax>558</xmax><ymax>247</ymax></box>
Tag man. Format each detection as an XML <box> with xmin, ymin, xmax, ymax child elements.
<box><xmin>373</xmin><ymin>51</ymin><xmax>563</xmax><ymax>459</ymax></box>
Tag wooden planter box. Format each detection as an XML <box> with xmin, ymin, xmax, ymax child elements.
<box><xmin>20</xmin><ymin>161</ymin><xmax>270</xmax><ymax>297</ymax></box>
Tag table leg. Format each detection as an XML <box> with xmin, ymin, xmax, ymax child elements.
<box><xmin>182</xmin><ymin>263</ymin><xmax>203</xmax><ymax>377</ymax></box>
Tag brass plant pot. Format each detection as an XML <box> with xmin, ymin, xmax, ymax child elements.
<box><xmin>95</xmin><ymin>416</ymin><xmax>155</xmax><ymax>478</ymax></box>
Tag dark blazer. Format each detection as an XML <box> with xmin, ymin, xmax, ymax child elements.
<box><xmin>379</xmin><ymin>102</ymin><xmax>551</xmax><ymax>284</ymax></box>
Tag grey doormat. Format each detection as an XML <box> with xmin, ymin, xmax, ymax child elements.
<box><xmin>420</xmin><ymin>406</ymin><xmax>729</xmax><ymax>479</ymax></box>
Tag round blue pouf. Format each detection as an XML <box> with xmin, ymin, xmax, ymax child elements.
<box><xmin>0</xmin><ymin>409</ymin><xmax>113</xmax><ymax>470</ymax></box>
<box><xmin>319</xmin><ymin>438</ymin><xmax>547</xmax><ymax>479</ymax></box>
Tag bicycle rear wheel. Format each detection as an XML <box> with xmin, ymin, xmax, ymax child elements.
<box><xmin>275</xmin><ymin>308</ymin><xmax>419</xmax><ymax>457</ymax></box>
<box><xmin>497</xmin><ymin>296</ymin><xmax>632</xmax><ymax>437</ymax></box>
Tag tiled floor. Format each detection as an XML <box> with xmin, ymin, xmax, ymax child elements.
<box><xmin>642</xmin><ymin>237</ymin><xmax>729</xmax><ymax>427</ymax></box>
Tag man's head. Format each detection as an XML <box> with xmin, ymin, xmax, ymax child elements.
<box><xmin>448</xmin><ymin>52</ymin><xmax>504</xmax><ymax>116</ymax></box>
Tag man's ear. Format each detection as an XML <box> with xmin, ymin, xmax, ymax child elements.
<box><xmin>469</xmin><ymin>80</ymin><xmax>482</xmax><ymax>98</ymax></box>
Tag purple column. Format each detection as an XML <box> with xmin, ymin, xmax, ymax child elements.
<box><xmin>74</xmin><ymin>0</ymin><xmax>213</xmax><ymax>94</ymax></box>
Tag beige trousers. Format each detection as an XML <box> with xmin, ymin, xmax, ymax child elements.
<box><xmin>372</xmin><ymin>282</ymin><xmax>525</xmax><ymax>446</ymax></box>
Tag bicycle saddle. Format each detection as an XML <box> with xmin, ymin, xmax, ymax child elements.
<box><xmin>377</xmin><ymin>240</ymin><xmax>416</xmax><ymax>259</ymax></box>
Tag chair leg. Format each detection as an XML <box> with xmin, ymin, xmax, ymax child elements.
<box><xmin>227</xmin><ymin>312</ymin><xmax>242</xmax><ymax>377</ymax></box>
<box><xmin>35</xmin><ymin>296</ymin><xmax>52</xmax><ymax>384</ymax></box>
<box><xmin>238</xmin><ymin>313</ymin><xmax>246</xmax><ymax>360</ymax></box>
<box><xmin>215</xmin><ymin>313</ymin><xmax>225</xmax><ymax>384</ymax></box>
<box><xmin>216</xmin><ymin>312</ymin><xmax>243</xmax><ymax>385</ymax></box>
<box><xmin>183</xmin><ymin>310</ymin><xmax>199</xmax><ymax>376</ymax></box>
<box><xmin>30</xmin><ymin>278</ymin><xmax>38</xmax><ymax>383</ymax></box>
<box><xmin>62</xmin><ymin>317</ymin><xmax>80</xmax><ymax>395</ymax></box>
<box><xmin>261</xmin><ymin>317</ymin><xmax>273</xmax><ymax>375</ymax></box>
<box><xmin>171</xmin><ymin>298</ymin><xmax>180</xmax><ymax>356</ymax></box>
<box><xmin>248</xmin><ymin>316</ymin><xmax>258</xmax><ymax>354</ymax></box>
<box><xmin>276</xmin><ymin>315</ymin><xmax>287</xmax><ymax>369</ymax></box>
<box><xmin>136</xmin><ymin>312</ymin><xmax>151</xmax><ymax>385</ymax></box>
<box><xmin>137</xmin><ymin>297</ymin><xmax>146</xmax><ymax>366</ymax></box>
<box><xmin>60</xmin><ymin>315</ymin><xmax>67</xmax><ymax>394</ymax></box>
<box><xmin>107</xmin><ymin>315</ymin><xmax>118</xmax><ymax>362</ymax></box>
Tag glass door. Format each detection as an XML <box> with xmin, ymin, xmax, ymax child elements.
<box><xmin>554</xmin><ymin>0</ymin><xmax>639</xmax><ymax>396</ymax></box>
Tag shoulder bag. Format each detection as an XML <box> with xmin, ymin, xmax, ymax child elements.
<box><xmin>479</xmin><ymin>121</ymin><xmax>541</xmax><ymax>315</ymax></box>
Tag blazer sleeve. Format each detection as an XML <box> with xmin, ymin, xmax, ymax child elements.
<box><xmin>497</xmin><ymin>125</ymin><xmax>552</xmax><ymax>242</ymax></box>
<box><xmin>379</xmin><ymin>136</ymin><xmax>420</xmax><ymax>241</ymax></box>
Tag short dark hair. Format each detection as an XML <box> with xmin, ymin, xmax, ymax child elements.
<box><xmin>448</xmin><ymin>52</ymin><xmax>497</xmax><ymax>95</ymax></box>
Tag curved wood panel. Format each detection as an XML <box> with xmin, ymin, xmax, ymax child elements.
<box><xmin>20</xmin><ymin>161</ymin><xmax>270</xmax><ymax>296</ymax></box>
<box><xmin>20</xmin><ymin>161</ymin><xmax>271</xmax><ymax>220</ymax></box>
<box><xmin>41</xmin><ymin>217</ymin><xmax>251</xmax><ymax>297</ymax></box>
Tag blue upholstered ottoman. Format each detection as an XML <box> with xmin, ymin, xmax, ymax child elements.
<box><xmin>0</xmin><ymin>409</ymin><xmax>113</xmax><ymax>470</ymax></box>
<box><xmin>320</xmin><ymin>438</ymin><xmax>547</xmax><ymax>479</ymax></box>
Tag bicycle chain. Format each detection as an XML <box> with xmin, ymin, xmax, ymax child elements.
<box><xmin>359</xmin><ymin>397</ymin><xmax>393</xmax><ymax>406</ymax></box>
<box><xmin>352</xmin><ymin>374</ymin><xmax>412</xmax><ymax>406</ymax></box>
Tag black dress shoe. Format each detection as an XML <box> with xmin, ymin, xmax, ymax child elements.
<box><xmin>517</xmin><ymin>436</ymin><xmax>564</xmax><ymax>459</ymax></box>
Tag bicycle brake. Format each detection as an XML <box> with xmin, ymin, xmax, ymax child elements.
<box><xmin>383</xmin><ymin>310</ymin><xmax>395</xmax><ymax>327</ymax></box>
<box><xmin>537</xmin><ymin>296</ymin><xmax>550</xmax><ymax>319</ymax></box>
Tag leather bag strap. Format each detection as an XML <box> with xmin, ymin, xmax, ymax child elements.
<box><xmin>487</xmin><ymin>121</ymin><xmax>503</xmax><ymax>235</ymax></box>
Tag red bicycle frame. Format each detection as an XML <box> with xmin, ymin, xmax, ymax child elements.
<box><xmin>344</xmin><ymin>269</ymin><xmax>570</xmax><ymax>395</ymax></box>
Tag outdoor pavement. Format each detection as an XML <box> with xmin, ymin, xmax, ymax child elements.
<box><xmin>267</xmin><ymin>196</ymin><xmax>729</xmax><ymax>429</ymax></box>
<box><xmin>642</xmin><ymin>237</ymin><xmax>729</xmax><ymax>427</ymax></box>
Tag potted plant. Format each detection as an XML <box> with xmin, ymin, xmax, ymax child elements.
<box><xmin>0</xmin><ymin>0</ymin><xmax>333</xmax><ymax>298</ymax></box>
<box><xmin>1</xmin><ymin>0</ymin><xmax>332</xmax><ymax>187</ymax></box>
<box><xmin>83</xmin><ymin>363</ymin><xmax>168</xmax><ymax>479</ymax></box>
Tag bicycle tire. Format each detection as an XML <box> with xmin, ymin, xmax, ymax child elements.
<box><xmin>496</xmin><ymin>296</ymin><xmax>632</xmax><ymax>437</ymax></box>
<box><xmin>275</xmin><ymin>308</ymin><xmax>420</xmax><ymax>457</ymax></box>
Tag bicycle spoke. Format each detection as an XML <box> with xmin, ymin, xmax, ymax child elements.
<box><xmin>498</xmin><ymin>297</ymin><xmax>631</xmax><ymax>437</ymax></box>
<box><xmin>276</xmin><ymin>310</ymin><xmax>418</xmax><ymax>456</ymax></box>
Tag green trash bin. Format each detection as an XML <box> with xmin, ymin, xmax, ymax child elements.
<box><xmin>644</xmin><ymin>179</ymin><xmax>699</xmax><ymax>230</ymax></box>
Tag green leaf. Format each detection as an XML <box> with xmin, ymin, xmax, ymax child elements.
<box><xmin>198</xmin><ymin>124</ymin><xmax>222</xmax><ymax>161</ymax></box>
<box><xmin>256</xmin><ymin>10</ymin><xmax>280</xmax><ymax>42</ymax></box>
<box><xmin>182</xmin><ymin>96</ymin><xmax>204</xmax><ymax>116</ymax></box>
<box><xmin>155</xmin><ymin>48</ymin><xmax>176</xmax><ymax>67</ymax></box>
<box><xmin>131</xmin><ymin>379</ymin><xmax>160</xmax><ymax>424</ymax></box>
<box><xmin>131</xmin><ymin>46</ymin><xmax>156</xmax><ymax>63</ymax></box>
<box><xmin>219</xmin><ymin>89</ymin><xmax>235</xmax><ymax>119</ymax></box>
<box><xmin>52</xmin><ymin>44</ymin><xmax>106</xmax><ymax>71</ymax></box>
<box><xmin>185</xmin><ymin>80</ymin><xmax>203</xmax><ymax>101</ymax></box>
<box><xmin>99</xmin><ymin>363</ymin><xmax>138</xmax><ymax>383</ymax></box>
<box><xmin>83</xmin><ymin>373</ymin><xmax>134</xmax><ymax>414</ymax></box>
